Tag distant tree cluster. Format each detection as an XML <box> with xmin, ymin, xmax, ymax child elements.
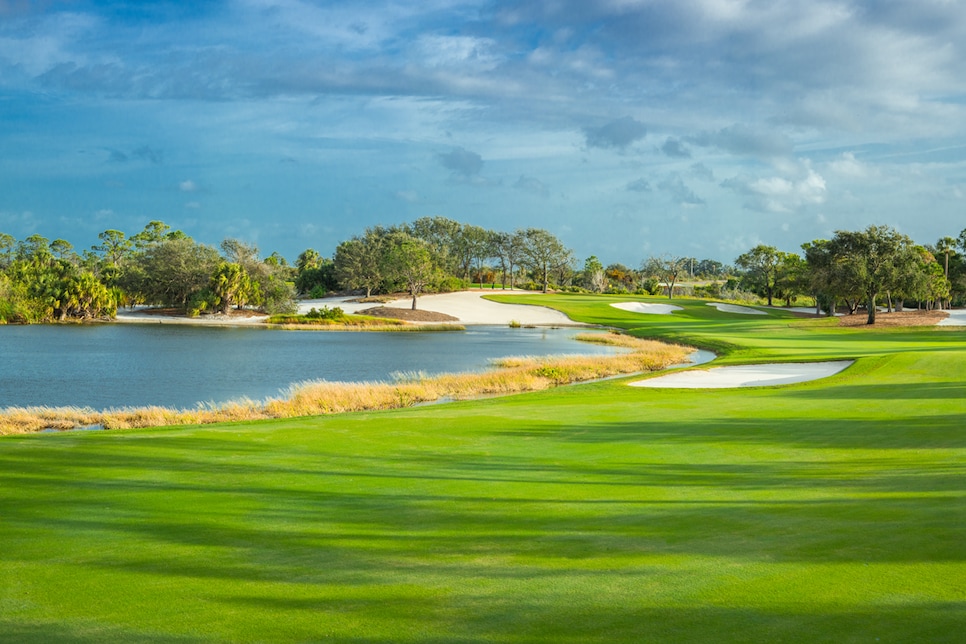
<box><xmin>0</xmin><ymin>216</ymin><xmax>578</xmax><ymax>322</ymax></box>
<box><xmin>0</xmin><ymin>222</ymin><xmax>297</xmax><ymax>323</ymax></box>
<box><xmin>329</xmin><ymin>218</ymin><xmax>574</xmax><ymax>308</ymax></box>
<box><xmin>571</xmin><ymin>254</ymin><xmax>728</xmax><ymax>298</ymax></box>
<box><xmin>731</xmin><ymin>225</ymin><xmax>965</xmax><ymax>324</ymax></box>
<box><xmin>6</xmin><ymin>216</ymin><xmax>963</xmax><ymax>326</ymax></box>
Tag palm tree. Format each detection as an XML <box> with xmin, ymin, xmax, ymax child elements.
<box><xmin>210</xmin><ymin>262</ymin><xmax>254</xmax><ymax>314</ymax></box>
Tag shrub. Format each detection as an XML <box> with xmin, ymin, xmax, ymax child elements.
<box><xmin>305</xmin><ymin>306</ymin><xmax>345</xmax><ymax>320</ymax></box>
<box><xmin>436</xmin><ymin>276</ymin><xmax>468</xmax><ymax>293</ymax></box>
<box><xmin>694</xmin><ymin>282</ymin><xmax>722</xmax><ymax>299</ymax></box>
<box><xmin>639</xmin><ymin>277</ymin><xmax>660</xmax><ymax>295</ymax></box>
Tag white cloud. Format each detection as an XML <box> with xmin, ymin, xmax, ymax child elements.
<box><xmin>722</xmin><ymin>162</ymin><xmax>826</xmax><ymax>213</ymax></box>
<box><xmin>179</xmin><ymin>180</ymin><xmax>199</xmax><ymax>192</ymax></box>
<box><xmin>827</xmin><ymin>152</ymin><xmax>873</xmax><ymax>179</ymax></box>
<box><xmin>0</xmin><ymin>11</ymin><xmax>100</xmax><ymax>77</ymax></box>
<box><xmin>414</xmin><ymin>35</ymin><xmax>503</xmax><ymax>71</ymax></box>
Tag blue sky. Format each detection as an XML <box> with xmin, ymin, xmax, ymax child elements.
<box><xmin>2</xmin><ymin>1</ymin><xmax>965</xmax><ymax>265</ymax></box>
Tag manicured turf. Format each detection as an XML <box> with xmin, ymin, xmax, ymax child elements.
<box><xmin>2</xmin><ymin>296</ymin><xmax>964</xmax><ymax>642</ymax></box>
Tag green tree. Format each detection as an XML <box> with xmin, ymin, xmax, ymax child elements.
<box><xmin>61</xmin><ymin>270</ymin><xmax>117</xmax><ymax>320</ymax></box>
<box><xmin>296</xmin><ymin>248</ymin><xmax>323</xmax><ymax>273</ymax></box>
<box><xmin>641</xmin><ymin>255</ymin><xmax>687</xmax><ymax>299</ymax></box>
<box><xmin>583</xmin><ymin>255</ymin><xmax>606</xmax><ymax>292</ymax></box>
<box><xmin>220</xmin><ymin>239</ymin><xmax>261</xmax><ymax>268</ymax></box>
<box><xmin>217</xmin><ymin>239</ymin><xmax>296</xmax><ymax>313</ymax></box>
<box><xmin>265</xmin><ymin>251</ymin><xmax>284</xmax><ymax>267</ymax></box>
<box><xmin>0</xmin><ymin>232</ymin><xmax>16</xmax><ymax>270</ymax></box>
<box><xmin>334</xmin><ymin>229</ymin><xmax>387</xmax><ymax>298</ymax></box>
<box><xmin>521</xmin><ymin>228</ymin><xmax>569</xmax><ymax>293</ymax></box>
<box><xmin>50</xmin><ymin>239</ymin><xmax>76</xmax><ymax>262</ymax></box>
<box><xmin>802</xmin><ymin>239</ymin><xmax>838</xmax><ymax>315</ymax></box>
<box><xmin>16</xmin><ymin>234</ymin><xmax>52</xmax><ymax>262</ymax></box>
<box><xmin>92</xmin><ymin>229</ymin><xmax>133</xmax><ymax>268</ymax></box>
<box><xmin>383</xmin><ymin>233</ymin><xmax>439</xmax><ymax>310</ymax></box>
<box><xmin>936</xmin><ymin>236</ymin><xmax>957</xmax><ymax>281</ymax></box>
<box><xmin>208</xmin><ymin>262</ymin><xmax>257</xmax><ymax>314</ymax></box>
<box><xmin>408</xmin><ymin>216</ymin><xmax>462</xmax><ymax>275</ymax></box>
<box><xmin>735</xmin><ymin>244</ymin><xmax>784</xmax><ymax>306</ymax></box>
<box><xmin>491</xmin><ymin>231</ymin><xmax>525</xmax><ymax>290</ymax></box>
<box><xmin>294</xmin><ymin>260</ymin><xmax>336</xmax><ymax>298</ymax></box>
<box><xmin>775</xmin><ymin>252</ymin><xmax>807</xmax><ymax>307</ymax></box>
<box><xmin>127</xmin><ymin>237</ymin><xmax>221</xmax><ymax>308</ymax></box>
<box><xmin>131</xmin><ymin>221</ymin><xmax>175</xmax><ymax>250</ymax></box>
<box><xmin>819</xmin><ymin>226</ymin><xmax>916</xmax><ymax>324</ymax></box>
<box><xmin>463</xmin><ymin>225</ymin><xmax>493</xmax><ymax>287</ymax></box>
<box><xmin>695</xmin><ymin>259</ymin><xmax>724</xmax><ymax>278</ymax></box>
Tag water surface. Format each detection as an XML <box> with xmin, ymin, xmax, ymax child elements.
<box><xmin>2</xmin><ymin>324</ymin><xmax>621</xmax><ymax>410</ymax></box>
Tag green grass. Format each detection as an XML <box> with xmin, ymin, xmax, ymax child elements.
<box><xmin>1</xmin><ymin>294</ymin><xmax>964</xmax><ymax>642</ymax></box>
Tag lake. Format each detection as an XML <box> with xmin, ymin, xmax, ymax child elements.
<box><xmin>1</xmin><ymin>324</ymin><xmax>625</xmax><ymax>410</ymax></box>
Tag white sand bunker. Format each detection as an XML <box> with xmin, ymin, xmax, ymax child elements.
<box><xmin>631</xmin><ymin>361</ymin><xmax>853</xmax><ymax>388</ymax></box>
<box><xmin>707</xmin><ymin>302</ymin><xmax>767</xmax><ymax>315</ymax></box>
<box><xmin>611</xmin><ymin>302</ymin><xmax>682</xmax><ymax>315</ymax></box>
<box><xmin>938</xmin><ymin>309</ymin><xmax>966</xmax><ymax>326</ymax></box>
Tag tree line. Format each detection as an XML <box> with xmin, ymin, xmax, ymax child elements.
<box><xmin>0</xmin><ymin>217</ymin><xmax>580</xmax><ymax>323</ymax></box>
<box><xmin>732</xmin><ymin>225</ymin><xmax>966</xmax><ymax>324</ymax></box>
<box><xmin>3</xmin><ymin>216</ymin><xmax>964</xmax><ymax>325</ymax></box>
<box><xmin>0</xmin><ymin>222</ymin><xmax>296</xmax><ymax>323</ymax></box>
<box><xmin>325</xmin><ymin>218</ymin><xmax>575</xmax><ymax>308</ymax></box>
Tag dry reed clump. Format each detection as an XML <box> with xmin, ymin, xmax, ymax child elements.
<box><xmin>0</xmin><ymin>406</ymin><xmax>101</xmax><ymax>434</ymax></box>
<box><xmin>0</xmin><ymin>333</ymin><xmax>692</xmax><ymax>435</ymax></box>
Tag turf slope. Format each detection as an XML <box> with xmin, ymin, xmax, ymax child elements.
<box><xmin>1</xmin><ymin>295</ymin><xmax>964</xmax><ymax>642</ymax></box>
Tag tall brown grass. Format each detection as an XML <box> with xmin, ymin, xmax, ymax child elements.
<box><xmin>0</xmin><ymin>333</ymin><xmax>691</xmax><ymax>435</ymax></box>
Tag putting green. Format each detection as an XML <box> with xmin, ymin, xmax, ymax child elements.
<box><xmin>1</xmin><ymin>295</ymin><xmax>964</xmax><ymax>643</ymax></box>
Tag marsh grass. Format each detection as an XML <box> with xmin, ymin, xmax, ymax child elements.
<box><xmin>0</xmin><ymin>334</ymin><xmax>689</xmax><ymax>434</ymax></box>
<box><xmin>267</xmin><ymin>312</ymin><xmax>404</xmax><ymax>327</ymax></box>
<box><xmin>269</xmin><ymin>321</ymin><xmax>465</xmax><ymax>332</ymax></box>
<box><xmin>267</xmin><ymin>310</ymin><xmax>464</xmax><ymax>332</ymax></box>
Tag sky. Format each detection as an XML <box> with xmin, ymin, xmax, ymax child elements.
<box><xmin>2</xmin><ymin>0</ymin><xmax>965</xmax><ymax>266</ymax></box>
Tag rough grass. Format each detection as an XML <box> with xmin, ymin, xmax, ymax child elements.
<box><xmin>0</xmin><ymin>333</ymin><xmax>689</xmax><ymax>434</ymax></box>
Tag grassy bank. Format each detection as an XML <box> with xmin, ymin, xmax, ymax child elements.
<box><xmin>1</xmin><ymin>295</ymin><xmax>964</xmax><ymax>642</ymax></box>
<box><xmin>267</xmin><ymin>321</ymin><xmax>466</xmax><ymax>332</ymax></box>
<box><xmin>0</xmin><ymin>333</ymin><xmax>687</xmax><ymax>434</ymax></box>
<box><xmin>266</xmin><ymin>310</ymin><xmax>409</xmax><ymax>329</ymax></box>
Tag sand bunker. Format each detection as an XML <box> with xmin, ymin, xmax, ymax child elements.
<box><xmin>706</xmin><ymin>302</ymin><xmax>766</xmax><ymax>315</ymax></box>
<box><xmin>300</xmin><ymin>291</ymin><xmax>576</xmax><ymax>326</ymax></box>
<box><xmin>937</xmin><ymin>309</ymin><xmax>966</xmax><ymax>326</ymax></box>
<box><xmin>611</xmin><ymin>302</ymin><xmax>682</xmax><ymax>315</ymax></box>
<box><xmin>630</xmin><ymin>361</ymin><xmax>853</xmax><ymax>388</ymax></box>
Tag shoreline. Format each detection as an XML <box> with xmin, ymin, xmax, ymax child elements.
<box><xmin>113</xmin><ymin>290</ymin><xmax>580</xmax><ymax>328</ymax></box>
<box><xmin>1</xmin><ymin>333</ymin><xmax>694</xmax><ymax>435</ymax></box>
